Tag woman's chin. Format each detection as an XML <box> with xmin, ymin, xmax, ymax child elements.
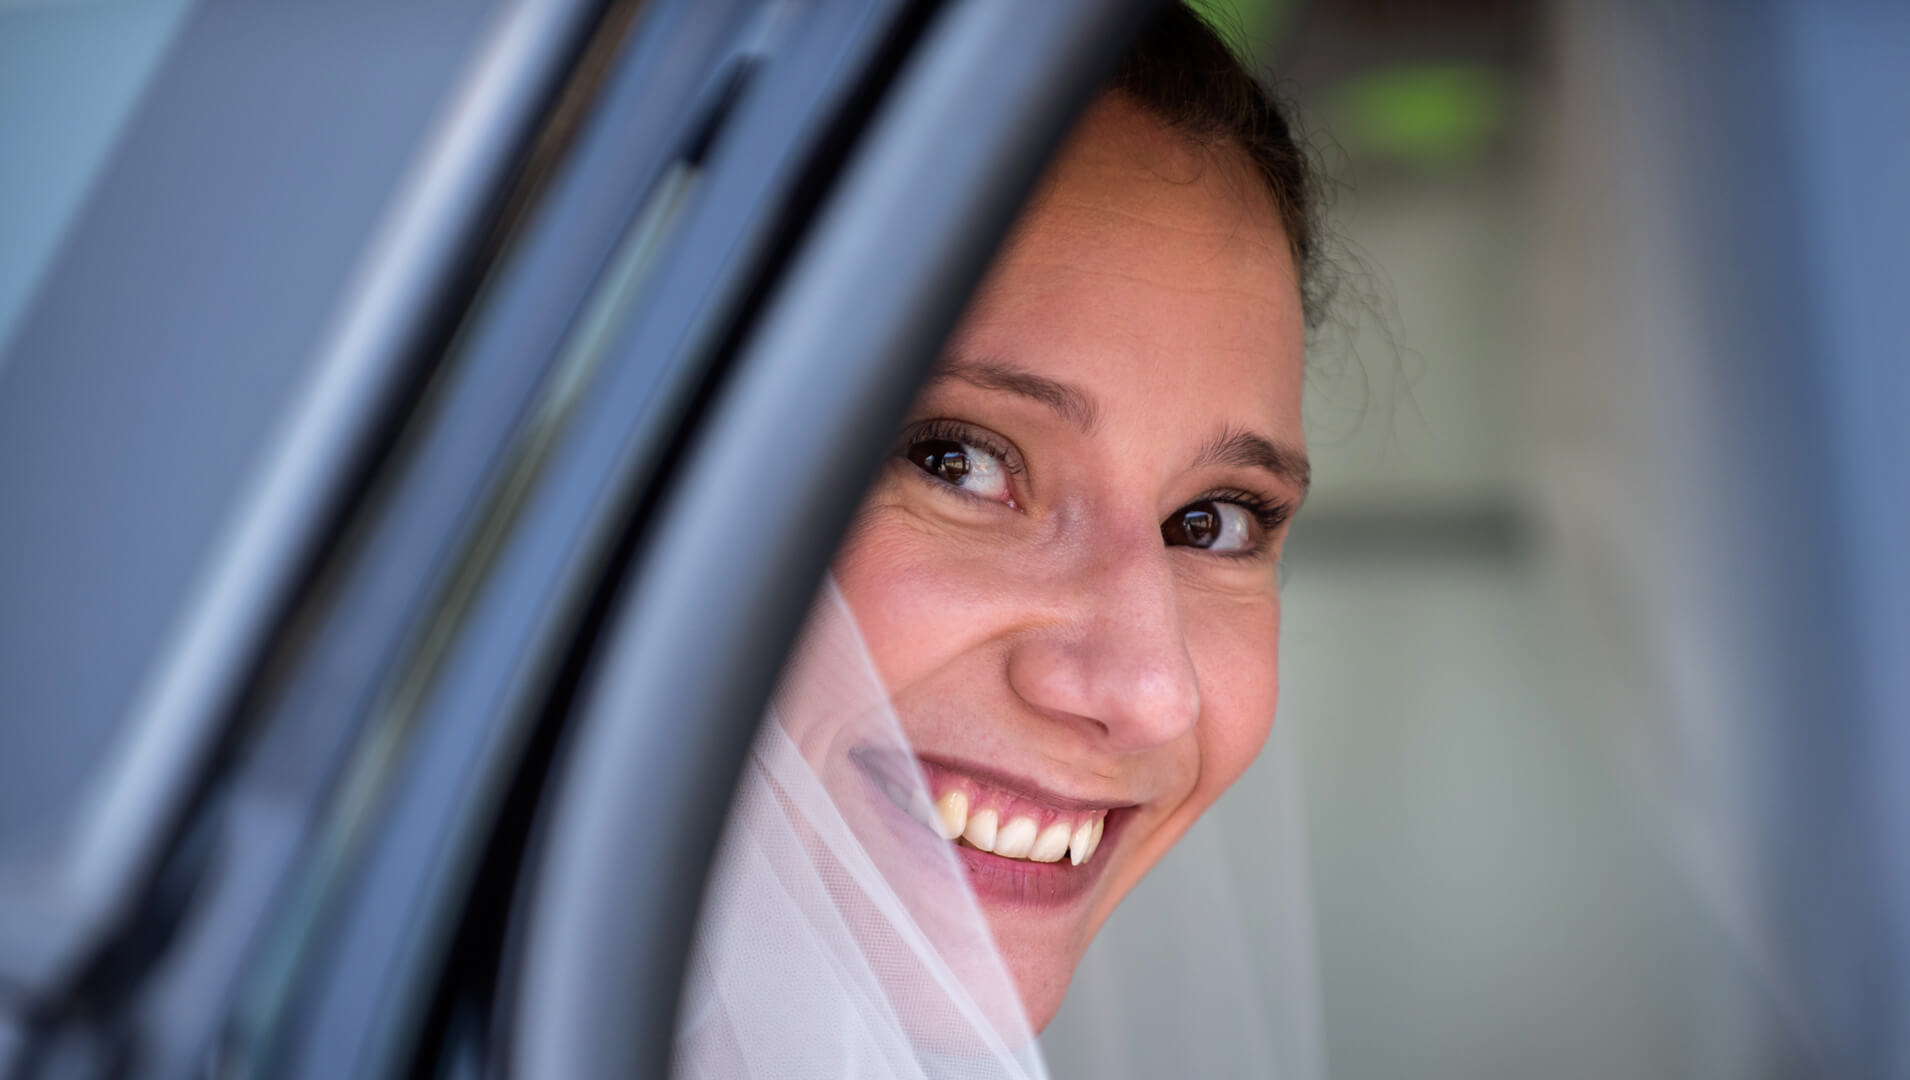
<box><xmin>989</xmin><ymin>926</ymin><xmax>1082</xmax><ymax>1033</ymax></box>
<box><xmin>961</xmin><ymin>863</ymin><xmax>1108</xmax><ymax>1032</ymax></box>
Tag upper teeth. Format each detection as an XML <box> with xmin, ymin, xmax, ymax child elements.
<box><xmin>936</xmin><ymin>790</ymin><xmax>1105</xmax><ymax>866</ymax></box>
<box><xmin>934</xmin><ymin>789</ymin><xmax>968</xmax><ymax>840</ymax></box>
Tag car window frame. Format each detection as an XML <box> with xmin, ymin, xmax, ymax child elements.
<box><xmin>0</xmin><ymin>0</ymin><xmax>604</xmax><ymax>1011</ymax></box>
<box><xmin>506</xmin><ymin>1</ymin><xmax>1166</xmax><ymax>1076</ymax></box>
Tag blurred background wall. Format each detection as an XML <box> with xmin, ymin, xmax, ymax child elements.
<box><xmin>1046</xmin><ymin>1</ymin><xmax>1907</xmax><ymax>1077</ymax></box>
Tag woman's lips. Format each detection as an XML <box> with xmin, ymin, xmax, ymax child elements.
<box><xmin>951</xmin><ymin>832</ymin><xmax>1119</xmax><ymax>906</ymax></box>
<box><xmin>849</xmin><ymin>747</ymin><xmax>1132</xmax><ymax>907</ymax></box>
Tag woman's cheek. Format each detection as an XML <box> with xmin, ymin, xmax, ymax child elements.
<box><xmin>832</xmin><ymin>502</ymin><xmax>1009</xmax><ymax>693</ymax></box>
<box><xmin>1187</xmin><ymin>593</ymin><xmax>1282</xmax><ymax>798</ymax></box>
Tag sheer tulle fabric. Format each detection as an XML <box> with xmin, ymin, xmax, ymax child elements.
<box><xmin>674</xmin><ymin>582</ymin><xmax>1048</xmax><ymax>1079</ymax></box>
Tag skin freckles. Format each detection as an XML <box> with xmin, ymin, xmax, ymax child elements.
<box><xmin>832</xmin><ymin>95</ymin><xmax>1307</xmax><ymax>1029</ymax></box>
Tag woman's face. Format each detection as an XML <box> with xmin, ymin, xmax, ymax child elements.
<box><xmin>833</xmin><ymin>96</ymin><xmax>1308</xmax><ymax>1029</ymax></box>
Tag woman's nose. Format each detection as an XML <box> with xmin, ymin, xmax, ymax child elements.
<box><xmin>1005</xmin><ymin>539</ymin><xmax>1202</xmax><ymax>751</ymax></box>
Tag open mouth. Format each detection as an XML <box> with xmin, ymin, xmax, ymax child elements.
<box><xmin>920</xmin><ymin>760</ymin><xmax>1109</xmax><ymax>867</ymax></box>
<box><xmin>849</xmin><ymin>747</ymin><xmax>1129</xmax><ymax>885</ymax></box>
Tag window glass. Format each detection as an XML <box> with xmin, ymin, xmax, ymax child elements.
<box><xmin>0</xmin><ymin>0</ymin><xmax>504</xmax><ymax>861</ymax></box>
<box><xmin>0</xmin><ymin>0</ymin><xmax>195</xmax><ymax>357</ymax></box>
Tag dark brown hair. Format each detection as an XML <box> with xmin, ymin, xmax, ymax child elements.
<box><xmin>1108</xmin><ymin>4</ymin><xmax>1326</xmax><ymax>327</ymax></box>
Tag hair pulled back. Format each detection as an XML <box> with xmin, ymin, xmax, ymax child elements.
<box><xmin>1109</xmin><ymin>4</ymin><xmax>1326</xmax><ymax>327</ymax></box>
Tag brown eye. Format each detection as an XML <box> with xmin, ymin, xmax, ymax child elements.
<box><xmin>903</xmin><ymin>435</ymin><xmax>1012</xmax><ymax>502</ymax></box>
<box><xmin>907</xmin><ymin>438</ymin><xmax>970</xmax><ymax>484</ymax></box>
<box><xmin>1162</xmin><ymin>500</ymin><xmax>1253</xmax><ymax>552</ymax></box>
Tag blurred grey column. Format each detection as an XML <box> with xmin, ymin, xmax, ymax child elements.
<box><xmin>1770</xmin><ymin>3</ymin><xmax>1910</xmax><ymax>1075</ymax></box>
<box><xmin>1540</xmin><ymin>0</ymin><xmax>1908</xmax><ymax>1075</ymax></box>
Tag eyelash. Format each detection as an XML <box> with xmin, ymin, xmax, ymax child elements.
<box><xmin>896</xmin><ymin>419</ymin><xmax>1028</xmax><ymax>510</ymax></box>
<box><xmin>1184</xmin><ymin>487</ymin><xmax>1294</xmax><ymax>560</ymax></box>
<box><xmin>902</xmin><ymin>419</ymin><xmax>1026</xmax><ymax>472</ymax></box>
<box><xmin>1195</xmin><ymin>487</ymin><xmax>1292</xmax><ymax>534</ymax></box>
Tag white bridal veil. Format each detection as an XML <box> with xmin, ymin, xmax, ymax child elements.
<box><xmin>674</xmin><ymin>579</ymin><xmax>1322</xmax><ymax>1078</ymax></box>
<box><xmin>674</xmin><ymin>581</ymin><xmax>1047</xmax><ymax>1079</ymax></box>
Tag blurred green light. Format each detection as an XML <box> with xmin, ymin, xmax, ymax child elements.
<box><xmin>1328</xmin><ymin>65</ymin><xmax>1509</xmax><ymax>167</ymax></box>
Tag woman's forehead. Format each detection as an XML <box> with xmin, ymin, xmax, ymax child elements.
<box><xmin>951</xmin><ymin>102</ymin><xmax>1306</xmax><ymax>440</ymax></box>
<box><xmin>1016</xmin><ymin>96</ymin><xmax>1291</xmax><ymax>263</ymax></box>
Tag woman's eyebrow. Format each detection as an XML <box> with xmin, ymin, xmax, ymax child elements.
<box><xmin>931</xmin><ymin>357</ymin><xmax>1101</xmax><ymax>432</ymax></box>
<box><xmin>928</xmin><ymin>358</ymin><xmax>1308</xmax><ymax>497</ymax></box>
<box><xmin>1192</xmin><ymin>425</ymin><xmax>1312</xmax><ymax>499</ymax></box>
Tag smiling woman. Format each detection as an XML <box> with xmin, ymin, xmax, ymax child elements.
<box><xmin>835</xmin><ymin>87</ymin><xmax>1311</xmax><ymax>1028</ymax></box>
<box><xmin>677</xmin><ymin>3</ymin><xmax>1320</xmax><ymax>1073</ymax></box>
